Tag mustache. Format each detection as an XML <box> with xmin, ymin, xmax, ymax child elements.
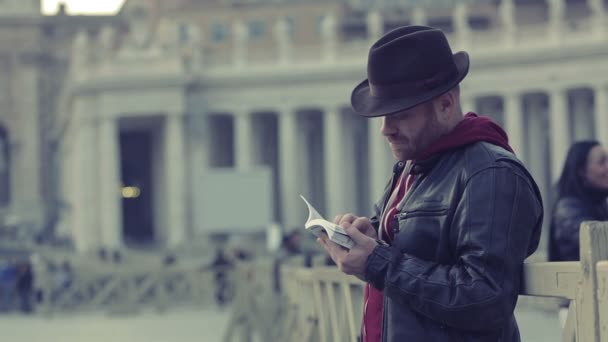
<box><xmin>387</xmin><ymin>136</ymin><xmax>409</xmax><ymax>144</ymax></box>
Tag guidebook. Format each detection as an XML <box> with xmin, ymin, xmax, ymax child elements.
<box><xmin>300</xmin><ymin>195</ymin><xmax>354</xmax><ymax>250</ymax></box>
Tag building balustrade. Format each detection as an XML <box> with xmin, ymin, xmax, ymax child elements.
<box><xmin>69</xmin><ymin>4</ymin><xmax>608</xmax><ymax>79</ymax></box>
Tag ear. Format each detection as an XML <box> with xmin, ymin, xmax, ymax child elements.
<box><xmin>432</xmin><ymin>89</ymin><xmax>457</xmax><ymax>118</ymax></box>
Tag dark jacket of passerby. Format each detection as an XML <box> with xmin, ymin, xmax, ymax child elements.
<box><xmin>364</xmin><ymin>116</ymin><xmax>543</xmax><ymax>342</ymax></box>
<box><xmin>16</xmin><ymin>263</ymin><xmax>33</xmax><ymax>313</ymax></box>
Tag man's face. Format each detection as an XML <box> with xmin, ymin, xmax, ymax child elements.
<box><xmin>380</xmin><ymin>101</ymin><xmax>445</xmax><ymax>161</ymax></box>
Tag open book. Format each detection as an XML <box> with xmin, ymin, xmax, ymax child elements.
<box><xmin>300</xmin><ymin>195</ymin><xmax>354</xmax><ymax>250</ymax></box>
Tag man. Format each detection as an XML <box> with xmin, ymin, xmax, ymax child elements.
<box><xmin>318</xmin><ymin>25</ymin><xmax>543</xmax><ymax>341</ymax></box>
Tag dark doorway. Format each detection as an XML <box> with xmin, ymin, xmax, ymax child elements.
<box><xmin>120</xmin><ymin>130</ymin><xmax>155</xmax><ymax>247</ymax></box>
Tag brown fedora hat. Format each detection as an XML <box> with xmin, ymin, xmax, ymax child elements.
<box><xmin>351</xmin><ymin>25</ymin><xmax>469</xmax><ymax>117</ymax></box>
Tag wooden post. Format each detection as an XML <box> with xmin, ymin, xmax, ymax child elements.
<box><xmin>576</xmin><ymin>221</ymin><xmax>608</xmax><ymax>342</ymax></box>
<box><xmin>596</xmin><ymin>260</ymin><xmax>608</xmax><ymax>340</ymax></box>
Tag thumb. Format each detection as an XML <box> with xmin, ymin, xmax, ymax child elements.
<box><xmin>344</xmin><ymin>224</ymin><xmax>371</xmax><ymax>244</ymax></box>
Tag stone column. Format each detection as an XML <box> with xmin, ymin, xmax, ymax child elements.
<box><xmin>571</xmin><ymin>91</ymin><xmax>593</xmax><ymax>140</ymax></box>
<box><xmin>12</xmin><ymin>54</ymin><xmax>43</xmax><ymax>229</ymax></box>
<box><xmin>368</xmin><ymin>118</ymin><xmax>393</xmax><ymax>202</ymax></box>
<box><xmin>412</xmin><ymin>7</ymin><xmax>427</xmax><ymax>26</ymax></box>
<box><xmin>235</xmin><ymin>112</ymin><xmax>254</xmax><ymax>171</ymax></box>
<box><xmin>526</xmin><ymin>96</ymin><xmax>551</xmax><ymax>232</ymax></box>
<box><xmin>71</xmin><ymin>98</ymin><xmax>100</xmax><ymax>253</ymax></box>
<box><xmin>323</xmin><ymin>106</ymin><xmax>356</xmax><ymax>218</ymax></box>
<box><xmin>233</xmin><ymin>21</ymin><xmax>248</xmax><ymax>68</ymax></box>
<box><xmin>549</xmin><ymin>88</ymin><xmax>570</xmax><ymax>182</ymax></box>
<box><xmin>503</xmin><ymin>92</ymin><xmax>525</xmax><ymax>159</ymax></box>
<box><xmin>98</xmin><ymin>117</ymin><xmax>123</xmax><ymax>250</ymax></box>
<box><xmin>279</xmin><ymin>108</ymin><xmax>301</xmax><ymax>229</ymax></box>
<box><xmin>187</xmin><ymin>113</ymin><xmax>209</xmax><ymax>237</ymax></box>
<box><xmin>165</xmin><ymin>113</ymin><xmax>187</xmax><ymax>248</ymax></box>
<box><xmin>366</xmin><ymin>10</ymin><xmax>383</xmax><ymax>43</ymax></box>
<box><xmin>321</xmin><ymin>14</ymin><xmax>338</xmax><ymax>63</ymax></box>
<box><xmin>453</xmin><ymin>3</ymin><xmax>471</xmax><ymax>49</ymax></box>
<box><xmin>548</xmin><ymin>0</ymin><xmax>565</xmax><ymax>44</ymax></box>
<box><xmin>594</xmin><ymin>84</ymin><xmax>608</xmax><ymax>145</ymax></box>
<box><xmin>500</xmin><ymin>0</ymin><xmax>516</xmax><ymax>47</ymax></box>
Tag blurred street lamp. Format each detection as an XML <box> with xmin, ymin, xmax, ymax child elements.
<box><xmin>121</xmin><ymin>186</ymin><xmax>141</xmax><ymax>199</ymax></box>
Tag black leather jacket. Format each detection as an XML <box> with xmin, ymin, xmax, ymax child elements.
<box><xmin>549</xmin><ymin>196</ymin><xmax>608</xmax><ymax>262</ymax></box>
<box><xmin>364</xmin><ymin>142</ymin><xmax>543</xmax><ymax>342</ymax></box>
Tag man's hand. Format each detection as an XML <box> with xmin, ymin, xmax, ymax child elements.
<box><xmin>334</xmin><ymin>214</ymin><xmax>377</xmax><ymax>239</ymax></box>
<box><xmin>318</xmin><ymin>224</ymin><xmax>379</xmax><ymax>281</ymax></box>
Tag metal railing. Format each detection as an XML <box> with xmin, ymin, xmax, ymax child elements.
<box><xmin>35</xmin><ymin>259</ymin><xmax>231</xmax><ymax>316</ymax></box>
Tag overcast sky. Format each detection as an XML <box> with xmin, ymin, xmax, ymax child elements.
<box><xmin>42</xmin><ymin>0</ymin><xmax>126</xmax><ymax>15</ymax></box>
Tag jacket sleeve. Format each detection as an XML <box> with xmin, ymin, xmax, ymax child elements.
<box><xmin>551</xmin><ymin>198</ymin><xmax>594</xmax><ymax>261</ymax></box>
<box><xmin>364</xmin><ymin>165</ymin><xmax>542</xmax><ymax>332</ymax></box>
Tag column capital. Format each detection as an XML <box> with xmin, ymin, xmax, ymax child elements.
<box><xmin>231</xmin><ymin>108</ymin><xmax>252</xmax><ymax>116</ymax></box>
<box><xmin>501</xmin><ymin>90</ymin><xmax>522</xmax><ymax>99</ymax></box>
<box><xmin>321</xmin><ymin>103</ymin><xmax>347</xmax><ymax>112</ymax></box>
<box><xmin>592</xmin><ymin>82</ymin><xmax>608</xmax><ymax>91</ymax></box>
<box><xmin>546</xmin><ymin>85</ymin><xmax>569</xmax><ymax>96</ymax></box>
<box><xmin>166</xmin><ymin>110</ymin><xmax>185</xmax><ymax>117</ymax></box>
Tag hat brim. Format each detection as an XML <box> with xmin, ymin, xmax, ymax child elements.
<box><xmin>351</xmin><ymin>51</ymin><xmax>470</xmax><ymax>117</ymax></box>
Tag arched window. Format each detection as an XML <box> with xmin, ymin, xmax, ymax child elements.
<box><xmin>0</xmin><ymin>126</ymin><xmax>9</xmax><ymax>206</ymax></box>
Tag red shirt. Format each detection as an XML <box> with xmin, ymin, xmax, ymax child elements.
<box><xmin>362</xmin><ymin>169</ymin><xmax>415</xmax><ymax>342</ymax></box>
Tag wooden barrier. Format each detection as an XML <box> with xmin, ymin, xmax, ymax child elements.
<box><xmin>225</xmin><ymin>221</ymin><xmax>608</xmax><ymax>342</ymax></box>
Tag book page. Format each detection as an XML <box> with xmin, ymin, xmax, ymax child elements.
<box><xmin>300</xmin><ymin>195</ymin><xmax>354</xmax><ymax>249</ymax></box>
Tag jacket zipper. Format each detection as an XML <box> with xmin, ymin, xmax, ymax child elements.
<box><xmin>393</xmin><ymin>208</ymin><xmax>449</xmax><ymax>236</ymax></box>
<box><xmin>396</xmin><ymin>208</ymin><xmax>449</xmax><ymax>219</ymax></box>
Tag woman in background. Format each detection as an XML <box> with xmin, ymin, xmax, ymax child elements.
<box><xmin>550</xmin><ymin>140</ymin><xmax>608</xmax><ymax>327</ymax></box>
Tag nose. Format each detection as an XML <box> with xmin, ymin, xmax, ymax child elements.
<box><xmin>380</xmin><ymin>117</ymin><xmax>396</xmax><ymax>137</ymax></box>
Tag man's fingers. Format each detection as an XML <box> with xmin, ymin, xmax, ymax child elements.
<box><xmin>321</xmin><ymin>236</ymin><xmax>348</xmax><ymax>259</ymax></box>
<box><xmin>351</xmin><ymin>217</ymin><xmax>377</xmax><ymax>238</ymax></box>
<box><xmin>333</xmin><ymin>215</ymin><xmax>344</xmax><ymax>225</ymax></box>
<box><xmin>338</xmin><ymin>213</ymin><xmax>358</xmax><ymax>228</ymax></box>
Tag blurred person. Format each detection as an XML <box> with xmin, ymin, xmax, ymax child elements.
<box><xmin>98</xmin><ymin>248</ymin><xmax>108</xmax><ymax>262</ymax></box>
<box><xmin>273</xmin><ymin>230</ymin><xmax>305</xmax><ymax>292</ymax></box>
<box><xmin>281</xmin><ymin>230</ymin><xmax>303</xmax><ymax>256</ymax></box>
<box><xmin>16</xmin><ymin>262</ymin><xmax>33</xmax><ymax>313</ymax></box>
<box><xmin>548</xmin><ymin>140</ymin><xmax>608</xmax><ymax>327</ymax></box>
<box><xmin>163</xmin><ymin>253</ymin><xmax>177</xmax><ymax>266</ymax></box>
<box><xmin>112</xmin><ymin>250</ymin><xmax>122</xmax><ymax>264</ymax></box>
<box><xmin>0</xmin><ymin>259</ymin><xmax>17</xmax><ymax>311</ymax></box>
<box><xmin>318</xmin><ymin>26</ymin><xmax>543</xmax><ymax>342</ymax></box>
<box><xmin>53</xmin><ymin>261</ymin><xmax>72</xmax><ymax>296</ymax></box>
<box><xmin>210</xmin><ymin>249</ymin><xmax>232</xmax><ymax>306</ymax></box>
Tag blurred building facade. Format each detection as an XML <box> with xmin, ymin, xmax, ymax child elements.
<box><xmin>1</xmin><ymin>0</ymin><xmax>607</xmax><ymax>255</ymax></box>
<box><xmin>0</xmin><ymin>1</ymin><xmax>120</xmax><ymax>248</ymax></box>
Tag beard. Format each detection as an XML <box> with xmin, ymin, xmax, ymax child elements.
<box><xmin>390</xmin><ymin>108</ymin><xmax>446</xmax><ymax>161</ymax></box>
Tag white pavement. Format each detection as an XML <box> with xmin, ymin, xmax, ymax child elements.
<box><xmin>0</xmin><ymin>307</ymin><xmax>231</xmax><ymax>342</ymax></box>
<box><xmin>0</xmin><ymin>305</ymin><xmax>562</xmax><ymax>342</ymax></box>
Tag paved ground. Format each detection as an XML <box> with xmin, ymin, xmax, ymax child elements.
<box><xmin>0</xmin><ymin>305</ymin><xmax>562</xmax><ymax>342</ymax></box>
<box><xmin>516</xmin><ymin>305</ymin><xmax>562</xmax><ymax>341</ymax></box>
<box><xmin>0</xmin><ymin>307</ymin><xmax>232</xmax><ymax>342</ymax></box>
